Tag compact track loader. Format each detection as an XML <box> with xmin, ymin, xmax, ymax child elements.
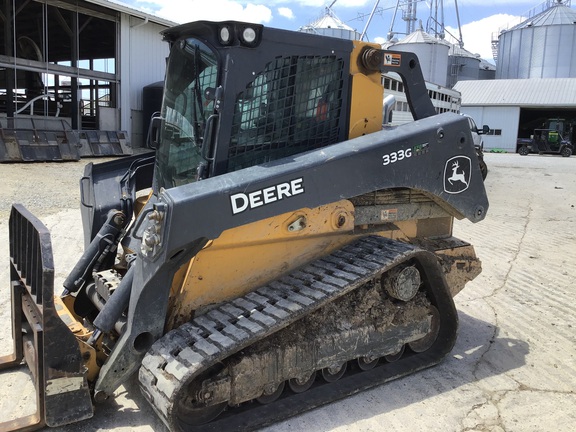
<box><xmin>0</xmin><ymin>21</ymin><xmax>488</xmax><ymax>431</ymax></box>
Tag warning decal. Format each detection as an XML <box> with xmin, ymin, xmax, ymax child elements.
<box><xmin>383</xmin><ymin>53</ymin><xmax>401</xmax><ymax>67</ymax></box>
<box><xmin>380</xmin><ymin>209</ymin><xmax>398</xmax><ymax>221</ymax></box>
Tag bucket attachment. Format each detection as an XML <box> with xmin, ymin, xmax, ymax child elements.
<box><xmin>77</xmin><ymin>130</ymin><xmax>132</xmax><ymax>157</ymax></box>
<box><xmin>0</xmin><ymin>205</ymin><xmax>93</xmax><ymax>431</ymax></box>
<box><xmin>0</xmin><ymin>119</ymin><xmax>80</xmax><ymax>162</ymax></box>
<box><xmin>0</xmin><ymin>117</ymin><xmax>132</xmax><ymax>162</ymax></box>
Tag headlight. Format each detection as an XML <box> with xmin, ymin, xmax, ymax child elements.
<box><xmin>241</xmin><ymin>27</ymin><xmax>257</xmax><ymax>45</ymax></box>
<box><xmin>219</xmin><ymin>25</ymin><xmax>232</xmax><ymax>45</ymax></box>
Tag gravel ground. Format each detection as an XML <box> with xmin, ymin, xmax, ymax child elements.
<box><xmin>0</xmin><ymin>153</ymin><xmax>575</xmax><ymax>431</ymax></box>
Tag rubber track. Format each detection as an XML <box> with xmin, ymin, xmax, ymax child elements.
<box><xmin>139</xmin><ymin>236</ymin><xmax>457</xmax><ymax>431</ymax></box>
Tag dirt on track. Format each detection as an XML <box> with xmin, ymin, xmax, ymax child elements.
<box><xmin>1</xmin><ymin>153</ymin><xmax>575</xmax><ymax>432</ymax></box>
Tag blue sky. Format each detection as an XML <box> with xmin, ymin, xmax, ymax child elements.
<box><xmin>118</xmin><ymin>0</ymin><xmax>571</xmax><ymax>62</ymax></box>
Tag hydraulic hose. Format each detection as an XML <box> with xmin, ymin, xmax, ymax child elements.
<box><xmin>62</xmin><ymin>210</ymin><xmax>127</xmax><ymax>293</ymax></box>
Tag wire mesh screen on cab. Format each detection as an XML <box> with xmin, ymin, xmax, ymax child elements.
<box><xmin>228</xmin><ymin>56</ymin><xmax>345</xmax><ymax>172</ymax></box>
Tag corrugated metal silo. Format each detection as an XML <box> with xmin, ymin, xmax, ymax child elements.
<box><xmin>392</xmin><ymin>29</ymin><xmax>450</xmax><ymax>87</ymax></box>
<box><xmin>478</xmin><ymin>59</ymin><xmax>497</xmax><ymax>81</ymax></box>
<box><xmin>496</xmin><ymin>1</ymin><xmax>576</xmax><ymax>79</ymax></box>
<box><xmin>298</xmin><ymin>8</ymin><xmax>361</xmax><ymax>41</ymax></box>
<box><xmin>446</xmin><ymin>44</ymin><xmax>482</xmax><ymax>87</ymax></box>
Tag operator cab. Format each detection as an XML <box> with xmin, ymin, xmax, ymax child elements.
<box><xmin>152</xmin><ymin>21</ymin><xmax>354</xmax><ymax>189</ymax></box>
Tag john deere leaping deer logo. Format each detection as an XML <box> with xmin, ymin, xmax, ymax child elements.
<box><xmin>443</xmin><ymin>156</ymin><xmax>471</xmax><ymax>194</ymax></box>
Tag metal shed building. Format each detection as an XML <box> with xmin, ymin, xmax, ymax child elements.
<box><xmin>454</xmin><ymin>78</ymin><xmax>576</xmax><ymax>152</ymax></box>
<box><xmin>1</xmin><ymin>0</ymin><xmax>175</xmax><ymax>157</ymax></box>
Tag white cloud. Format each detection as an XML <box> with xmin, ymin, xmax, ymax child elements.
<box><xmin>268</xmin><ymin>0</ymin><xmax>371</xmax><ymax>6</ymax></box>
<box><xmin>331</xmin><ymin>0</ymin><xmax>372</xmax><ymax>6</ymax></box>
<box><xmin>446</xmin><ymin>13</ymin><xmax>523</xmax><ymax>61</ymax></box>
<box><xmin>278</xmin><ymin>7</ymin><xmax>295</xmax><ymax>19</ymax></box>
<box><xmin>277</xmin><ymin>0</ymin><xmax>324</xmax><ymax>6</ymax></box>
<box><xmin>137</xmin><ymin>0</ymin><xmax>273</xmax><ymax>24</ymax></box>
<box><xmin>450</xmin><ymin>0</ymin><xmax>534</xmax><ymax>6</ymax></box>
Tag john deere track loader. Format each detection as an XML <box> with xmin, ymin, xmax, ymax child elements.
<box><xmin>0</xmin><ymin>21</ymin><xmax>488</xmax><ymax>431</ymax></box>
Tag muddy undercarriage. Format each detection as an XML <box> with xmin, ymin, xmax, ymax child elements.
<box><xmin>140</xmin><ymin>236</ymin><xmax>460</xmax><ymax>431</ymax></box>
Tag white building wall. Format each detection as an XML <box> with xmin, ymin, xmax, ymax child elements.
<box><xmin>461</xmin><ymin>106</ymin><xmax>520</xmax><ymax>152</ymax></box>
<box><xmin>120</xmin><ymin>14</ymin><xmax>170</xmax><ymax>147</ymax></box>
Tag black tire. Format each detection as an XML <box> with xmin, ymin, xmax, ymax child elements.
<box><xmin>561</xmin><ymin>147</ymin><xmax>572</xmax><ymax>157</ymax></box>
<box><xmin>384</xmin><ymin>345</ymin><xmax>405</xmax><ymax>362</ymax></box>
<box><xmin>174</xmin><ymin>365</ymin><xmax>228</xmax><ymax>427</ymax></box>
<box><xmin>518</xmin><ymin>146</ymin><xmax>529</xmax><ymax>156</ymax></box>
<box><xmin>257</xmin><ymin>382</ymin><xmax>285</xmax><ymax>404</ymax></box>
<box><xmin>479</xmin><ymin>159</ymin><xmax>488</xmax><ymax>180</ymax></box>
<box><xmin>288</xmin><ymin>371</ymin><xmax>316</xmax><ymax>393</ymax></box>
<box><xmin>321</xmin><ymin>363</ymin><xmax>346</xmax><ymax>383</ymax></box>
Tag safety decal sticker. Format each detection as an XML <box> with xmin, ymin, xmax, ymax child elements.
<box><xmin>383</xmin><ymin>53</ymin><xmax>401</xmax><ymax>67</ymax></box>
<box><xmin>443</xmin><ymin>156</ymin><xmax>471</xmax><ymax>194</ymax></box>
<box><xmin>380</xmin><ymin>209</ymin><xmax>398</xmax><ymax>221</ymax></box>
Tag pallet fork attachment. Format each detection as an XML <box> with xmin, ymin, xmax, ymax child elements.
<box><xmin>0</xmin><ymin>204</ymin><xmax>93</xmax><ymax>431</ymax></box>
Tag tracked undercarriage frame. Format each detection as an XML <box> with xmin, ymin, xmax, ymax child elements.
<box><xmin>140</xmin><ymin>236</ymin><xmax>458</xmax><ymax>431</ymax></box>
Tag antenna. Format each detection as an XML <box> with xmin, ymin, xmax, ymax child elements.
<box><xmin>424</xmin><ymin>0</ymin><xmax>464</xmax><ymax>45</ymax></box>
<box><xmin>453</xmin><ymin>0</ymin><xmax>464</xmax><ymax>47</ymax></box>
<box><xmin>389</xmin><ymin>0</ymin><xmax>418</xmax><ymax>38</ymax></box>
<box><xmin>360</xmin><ymin>0</ymin><xmax>382</xmax><ymax>40</ymax></box>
